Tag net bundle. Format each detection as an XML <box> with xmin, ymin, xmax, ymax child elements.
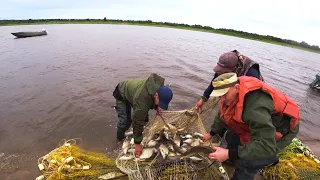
<box><xmin>263</xmin><ymin>138</ymin><xmax>320</xmax><ymax>180</ymax></box>
<box><xmin>116</xmin><ymin>98</ymin><xmax>229</xmax><ymax>180</ymax></box>
<box><xmin>36</xmin><ymin>139</ymin><xmax>125</xmax><ymax>180</ymax></box>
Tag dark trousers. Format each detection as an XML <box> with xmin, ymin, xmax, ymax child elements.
<box><xmin>225</xmin><ymin>131</ymin><xmax>278</xmax><ymax>180</ymax></box>
<box><xmin>115</xmin><ymin>100</ymin><xmax>149</xmax><ymax>141</ymax></box>
<box><xmin>116</xmin><ymin>100</ymin><xmax>132</xmax><ymax>140</ymax></box>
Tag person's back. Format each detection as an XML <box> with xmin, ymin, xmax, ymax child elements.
<box><xmin>118</xmin><ymin>77</ymin><xmax>149</xmax><ymax>105</ymax></box>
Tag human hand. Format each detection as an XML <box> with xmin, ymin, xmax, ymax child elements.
<box><xmin>156</xmin><ymin>106</ymin><xmax>162</xmax><ymax>115</ymax></box>
<box><xmin>195</xmin><ymin>99</ymin><xmax>204</xmax><ymax>113</ymax></box>
<box><xmin>202</xmin><ymin>133</ymin><xmax>212</xmax><ymax>142</ymax></box>
<box><xmin>135</xmin><ymin>144</ymin><xmax>143</xmax><ymax>156</ymax></box>
<box><xmin>208</xmin><ymin>147</ymin><xmax>229</xmax><ymax>162</ymax></box>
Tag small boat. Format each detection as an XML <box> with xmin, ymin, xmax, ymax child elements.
<box><xmin>310</xmin><ymin>73</ymin><xmax>320</xmax><ymax>91</ymax></box>
<box><xmin>11</xmin><ymin>29</ymin><xmax>47</xmax><ymax>38</ymax></box>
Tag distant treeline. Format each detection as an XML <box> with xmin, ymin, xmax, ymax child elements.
<box><xmin>1</xmin><ymin>18</ymin><xmax>319</xmax><ymax>52</ymax></box>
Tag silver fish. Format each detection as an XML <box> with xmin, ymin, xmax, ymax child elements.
<box><xmin>173</xmin><ymin>135</ymin><xmax>181</xmax><ymax>147</ymax></box>
<box><xmin>122</xmin><ymin>139</ymin><xmax>130</xmax><ymax>149</ymax></box>
<box><xmin>123</xmin><ymin>147</ymin><xmax>129</xmax><ymax>154</ymax></box>
<box><xmin>127</xmin><ymin>149</ymin><xmax>135</xmax><ymax>153</ymax></box>
<box><xmin>122</xmin><ymin>140</ymin><xmax>130</xmax><ymax>154</ymax></box>
<box><xmin>164</xmin><ymin>131</ymin><xmax>173</xmax><ymax>140</ymax></box>
<box><xmin>189</xmin><ymin>156</ymin><xmax>203</xmax><ymax>162</ymax></box>
<box><xmin>159</xmin><ymin>144</ymin><xmax>169</xmax><ymax>159</ymax></box>
<box><xmin>164</xmin><ymin>131</ymin><xmax>170</xmax><ymax>140</ymax></box>
<box><xmin>183</xmin><ymin>139</ymin><xmax>193</xmax><ymax>144</ymax></box>
<box><xmin>125</xmin><ymin>131</ymin><xmax>133</xmax><ymax>137</ymax></box>
<box><xmin>147</xmin><ymin>140</ymin><xmax>157</xmax><ymax>147</ymax></box>
<box><xmin>184</xmin><ymin>134</ymin><xmax>193</xmax><ymax>139</ymax></box>
<box><xmin>139</xmin><ymin>148</ymin><xmax>155</xmax><ymax>160</ymax></box>
<box><xmin>130</xmin><ymin>138</ymin><xmax>134</xmax><ymax>145</ymax></box>
<box><xmin>181</xmin><ymin>143</ymin><xmax>190</xmax><ymax>148</ymax></box>
<box><xmin>193</xmin><ymin>132</ymin><xmax>204</xmax><ymax>138</ymax></box>
<box><xmin>119</xmin><ymin>155</ymin><xmax>134</xmax><ymax>161</ymax></box>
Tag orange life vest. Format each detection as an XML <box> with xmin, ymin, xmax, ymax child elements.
<box><xmin>219</xmin><ymin>76</ymin><xmax>300</xmax><ymax>144</ymax></box>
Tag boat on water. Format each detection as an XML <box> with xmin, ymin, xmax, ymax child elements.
<box><xmin>11</xmin><ymin>29</ymin><xmax>47</xmax><ymax>38</ymax></box>
<box><xmin>310</xmin><ymin>73</ymin><xmax>320</xmax><ymax>91</ymax></box>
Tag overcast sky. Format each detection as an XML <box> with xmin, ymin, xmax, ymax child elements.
<box><xmin>2</xmin><ymin>0</ymin><xmax>319</xmax><ymax>46</ymax></box>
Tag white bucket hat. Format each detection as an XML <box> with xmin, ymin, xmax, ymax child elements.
<box><xmin>210</xmin><ymin>73</ymin><xmax>238</xmax><ymax>97</ymax></box>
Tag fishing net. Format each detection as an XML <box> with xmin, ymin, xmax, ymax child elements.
<box><xmin>141</xmin><ymin>97</ymin><xmax>220</xmax><ymax>146</ymax></box>
<box><xmin>116</xmin><ymin>97</ymin><xmax>229</xmax><ymax>180</ymax></box>
<box><xmin>34</xmin><ymin>96</ymin><xmax>320</xmax><ymax>180</ymax></box>
<box><xmin>126</xmin><ymin>155</ymin><xmax>227</xmax><ymax>180</ymax></box>
<box><xmin>36</xmin><ymin>139</ymin><xmax>126</xmax><ymax>180</ymax></box>
<box><xmin>116</xmin><ymin>147</ymin><xmax>228</xmax><ymax>180</ymax></box>
<box><xmin>263</xmin><ymin>138</ymin><xmax>320</xmax><ymax>180</ymax></box>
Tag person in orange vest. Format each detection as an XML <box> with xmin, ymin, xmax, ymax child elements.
<box><xmin>195</xmin><ymin>50</ymin><xmax>263</xmax><ymax>112</ymax></box>
<box><xmin>202</xmin><ymin>73</ymin><xmax>300</xmax><ymax>180</ymax></box>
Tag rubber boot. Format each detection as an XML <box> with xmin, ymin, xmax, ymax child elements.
<box><xmin>117</xmin><ymin>129</ymin><xmax>125</xmax><ymax>142</ymax></box>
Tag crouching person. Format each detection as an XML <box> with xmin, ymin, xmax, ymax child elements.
<box><xmin>203</xmin><ymin>73</ymin><xmax>300</xmax><ymax>180</ymax></box>
<box><xmin>113</xmin><ymin>73</ymin><xmax>173</xmax><ymax>156</ymax></box>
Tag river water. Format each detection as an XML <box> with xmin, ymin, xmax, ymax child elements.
<box><xmin>0</xmin><ymin>24</ymin><xmax>319</xmax><ymax>179</ymax></box>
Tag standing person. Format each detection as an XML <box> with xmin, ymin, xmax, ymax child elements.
<box><xmin>195</xmin><ymin>50</ymin><xmax>263</xmax><ymax>112</ymax></box>
<box><xmin>113</xmin><ymin>73</ymin><xmax>173</xmax><ymax>156</ymax></box>
<box><xmin>203</xmin><ymin>73</ymin><xmax>300</xmax><ymax>180</ymax></box>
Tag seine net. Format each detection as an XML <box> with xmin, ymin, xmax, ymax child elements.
<box><xmin>115</xmin><ymin>97</ymin><xmax>229</xmax><ymax>180</ymax></box>
<box><xmin>262</xmin><ymin>138</ymin><xmax>320</xmax><ymax>180</ymax></box>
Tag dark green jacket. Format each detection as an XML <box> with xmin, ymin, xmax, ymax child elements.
<box><xmin>118</xmin><ymin>73</ymin><xmax>164</xmax><ymax>144</ymax></box>
<box><xmin>211</xmin><ymin>90</ymin><xmax>299</xmax><ymax>160</ymax></box>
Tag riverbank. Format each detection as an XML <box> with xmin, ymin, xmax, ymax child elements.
<box><xmin>1</xmin><ymin>19</ymin><xmax>320</xmax><ymax>54</ymax></box>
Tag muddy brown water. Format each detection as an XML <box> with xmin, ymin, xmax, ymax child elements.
<box><xmin>0</xmin><ymin>24</ymin><xmax>319</xmax><ymax>179</ymax></box>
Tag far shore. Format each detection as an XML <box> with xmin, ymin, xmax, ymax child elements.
<box><xmin>1</xmin><ymin>19</ymin><xmax>319</xmax><ymax>54</ymax></box>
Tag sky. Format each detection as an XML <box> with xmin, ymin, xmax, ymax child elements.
<box><xmin>1</xmin><ymin>0</ymin><xmax>320</xmax><ymax>46</ymax></box>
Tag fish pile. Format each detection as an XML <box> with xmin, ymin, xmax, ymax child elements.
<box><xmin>119</xmin><ymin>125</ymin><xmax>211</xmax><ymax>162</ymax></box>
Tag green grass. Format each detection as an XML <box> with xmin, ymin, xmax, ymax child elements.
<box><xmin>2</xmin><ymin>19</ymin><xmax>320</xmax><ymax>54</ymax></box>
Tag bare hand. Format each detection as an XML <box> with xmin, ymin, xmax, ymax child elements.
<box><xmin>202</xmin><ymin>133</ymin><xmax>212</xmax><ymax>142</ymax></box>
<box><xmin>156</xmin><ymin>106</ymin><xmax>162</xmax><ymax>115</ymax></box>
<box><xmin>208</xmin><ymin>147</ymin><xmax>229</xmax><ymax>162</ymax></box>
<box><xmin>135</xmin><ymin>144</ymin><xmax>143</xmax><ymax>156</ymax></box>
<box><xmin>195</xmin><ymin>99</ymin><xmax>204</xmax><ymax>113</ymax></box>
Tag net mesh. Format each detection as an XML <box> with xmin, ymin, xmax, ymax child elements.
<box><xmin>142</xmin><ymin>97</ymin><xmax>220</xmax><ymax>145</ymax></box>
<box><xmin>116</xmin><ymin>97</ymin><xmax>229</xmax><ymax>180</ymax></box>
<box><xmin>36</xmin><ymin>139</ymin><xmax>125</xmax><ymax>180</ymax></box>
<box><xmin>263</xmin><ymin>138</ymin><xmax>320</xmax><ymax>180</ymax></box>
<box><xmin>34</xmin><ymin>97</ymin><xmax>320</xmax><ymax>180</ymax></box>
